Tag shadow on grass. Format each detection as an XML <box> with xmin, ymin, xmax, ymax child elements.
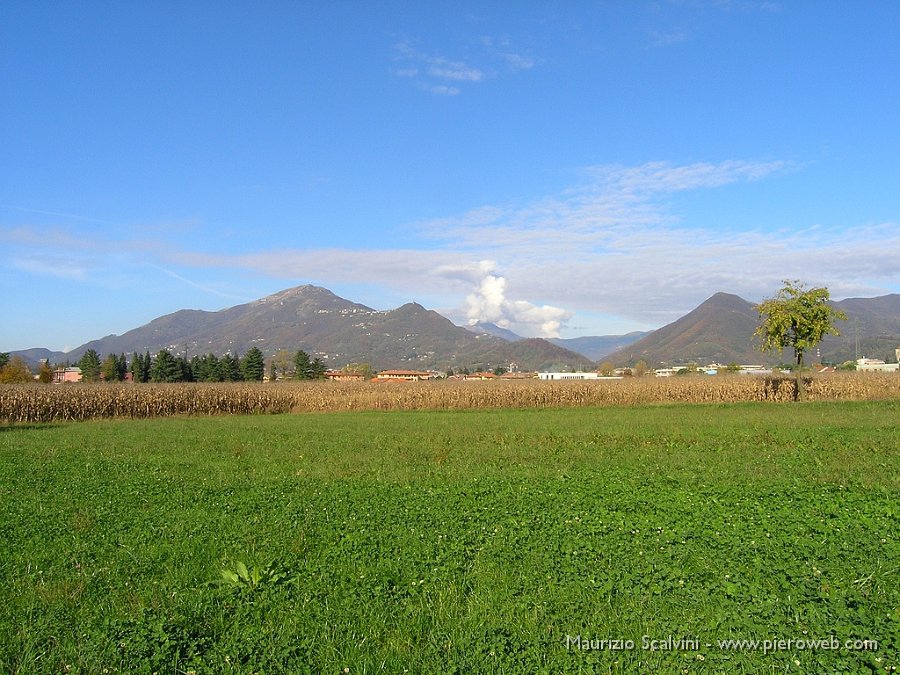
<box><xmin>0</xmin><ymin>422</ymin><xmax>61</xmax><ymax>432</ymax></box>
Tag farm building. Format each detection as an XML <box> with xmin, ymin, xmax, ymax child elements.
<box><xmin>372</xmin><ymin>370</ymin><xmax>435</xmax><ymax>382</ymax></box>
<box><xmin>538</xmin><ymin>372</ymin><xmax>600</xmax><ymax>380</ymax></box>
<box><xmin>856</xmin><ymin>358</ymin><xmax>899</xmax><ymax>373</ymax></box>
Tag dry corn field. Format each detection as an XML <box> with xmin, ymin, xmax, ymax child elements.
<box><xmin>2</xmin><ymin>373</ymin><xmax>899</xmax><ymax>422</ymax></box>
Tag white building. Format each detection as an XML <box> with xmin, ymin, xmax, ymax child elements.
<box><xmin>856</xmin><ymin>358</ymin><xmax>899</xmax><ymax>373</ymax></box>
<box><xmin>538</xmin><ymin>372</ymin><xmax>600</xmax><ymax>380</ymax></box>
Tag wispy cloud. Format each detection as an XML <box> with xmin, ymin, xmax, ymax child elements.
<box><xmin>428</xmin><ymin>60</ymin><xmax>484</xmax><ymax>82</ymax></box>
<box><xmin>393</xmin><ymin>40</ymin><xmax>485</xmax><ymax>94</ymax></box>
<box><xmin>666</xmin><ymin>0</ymin><xmax>781</xmax><ymax>11</ymax></box>
<box><xmin>392</xmin><ymin>34</ymin><xmax>535</xmax><ymax>95</ymax></box>
<box><xmin>12</xmin><ymin>255</ymin><xmax>91</xmax><ymax>280</ymax></box>
<box><xmin>649</xmin><ymin>28</ymin><xmax>690</xmax><ymax>47</ymax></box>
<box><xmin>148</xmin><ymin>264</ymin><xmax>250</xmax><ymax>302</ymax></box>
<box><xmin>5</xmin><ymin>160</ymin><xmax>898</xmax><ymax>338</ymax></box>
<box><xmin>428</xmin><ymin>84</ymin><xmax>461</xmax><ymax>97</ymax></box>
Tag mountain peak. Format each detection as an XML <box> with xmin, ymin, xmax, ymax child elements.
<box><xmin>701</xmin><ymin>292</ymin><xmax>754</xmax><ymax>310</ymax></box>
<box><xmin>259</xmin><ymin>284</ymin><xmax>336</xmax><ymax>302</ymax></box>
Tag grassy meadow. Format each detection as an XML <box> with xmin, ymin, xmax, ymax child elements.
<box><xmin>1</xmin><ymin>401</ymin><xmax>898</xmax><ymax>673</ymax></box>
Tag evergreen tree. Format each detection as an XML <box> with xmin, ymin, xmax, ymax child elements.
<box><xmin>77</xmin><ymin>349</ymin><xmax>101</xmax><ymax>382</ymax></box>
<box><xmin>101</xmin><ymin>354</ymin><xmax>122</xmax><ymax>381</ymax></box>
<box><xmin>174</xmin><ymin>356</ymin><xmax>193</xmax><ymax>382</ymax></box>
<box><xmin>191</xmin><ymin>353</ymin><xmax>221</xmax><ymax>382</ymax></box>
<box><xmin>220</xmin><ymin>353</ymin><xmax>243</xmax><ymax>381</ymax></box>
<box><xmin>131</xmin><ymin>351</ymin><xmax>153</xmax><ymax>383</ymax></box>
<box><xmin>205</xmin><ymin>353</ymin><xmax>223</xmax><ymax>381</ymax></box>
<box><xmin>0</xmin><ymin>353</ymin><xmax>9</xmax><ymax>370</ymax></box>
<box><xmin>117</xmin><ymin>353</ymin><xmax>128</xmax><ymax>380</ymax></box>
<box><xmin>151</xmin><ymin>349</ymin><xmax>180</xmax><ymax>382</ymax></box>
<box><xmin>310</xmin><ymin>357</ymin><xmax>327</xmax><ymax>379</ymax></box>
<box><xmin>241</xmin><ymin>347</ymin><xmax>266</xmax><ymax>381</ymax></box>
<box><xmin>294</xmin><ymin>350</ymin><xmax>312</xmax><ymax>380</ymax></box>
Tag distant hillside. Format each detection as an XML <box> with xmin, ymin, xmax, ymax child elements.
<box><xmin>605</xmin><ymin>292</ymin><xmax>900</xmax><ymax>367</ymax></box>
<box><xmin>820</xmin><ymin>294</ymin><xmax>900</xmax><ymax>363</ymax></box>
<box><xmin>9</xmin><ymin>285</ymin><xmax>592</xmax><ymax>372</ymax></box>
<box><xmin>605</xmin><ymin>293</ymin><xmax>760</xmax><ymax>366</ymax></box>
<box><xmin>465</xmin><ymin>322</ymin><xmax>648</xmax><ymax>361</ymax></box>
<box><xmin>465</xmin><ymin>322</ymin><xmax>523</xmax><ymax>341</ymax></box>
<box><xmin>549</xmin><ymin>332</ymin><xmax>649</xmax><ymax>361</ymax></box>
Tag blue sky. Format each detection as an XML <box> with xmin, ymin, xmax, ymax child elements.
<box><xmin>2</xmin><ymin>1</ymin><xmax>899</xmax><ymax>352</ymax></box>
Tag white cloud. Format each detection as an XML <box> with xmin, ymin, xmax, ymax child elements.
<box><xmin>464</xmin><ymin>273</ymin><xmax>573</xmax><ymax>338</ymax></box>
<box><xmin>411</xmin><ymin>160</ymin><xmax>897</xmax><ymax>325</ymax></box>
<box><xmin>428</xmin><ymin>84</ymin><xmax>461</xmax><ymax>96</ymax></box>
<box><xmin>391</xmin><ymin>34</ymin><xmax>535</xmax><ymax>95</ymax></box>
<box><xmin>12</xmin><ymin>255</ymin><xmax>90</xmax><ymax>280</ymax></box>
<box><xmin>428</xmin><ymin>61</ymin><xmax>483</xmax><ymax>82</ymax></box>
<box><xmin>502</xmin><ymin>52</ymin><xmax>535</xmax><ymax>71</ymax></box>
<box><xmin>650</xmin><ymin>28</ymin><xmax>690</xmax><ymax>47</ymax></box>
<box><xmin>6</xmin><ymin>160</ymin><xmax>898</xmax><ymax>337</ymax></box>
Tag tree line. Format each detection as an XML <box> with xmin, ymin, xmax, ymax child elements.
<box><xmin>52</xmin><ymin>348</ymin><xmax>329</xmax><ymax>383</ymax></box>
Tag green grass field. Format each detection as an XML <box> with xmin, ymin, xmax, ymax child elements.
<box><xmin>2</xmin><ymin>401</ymin><xmax>898</xmax><ymax>673</ymax></box>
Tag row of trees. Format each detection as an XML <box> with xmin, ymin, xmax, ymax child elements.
<box><xmin>70</xmin><ymin>348</ymin><xmax>329</xmax><ymax>383</ymax></box>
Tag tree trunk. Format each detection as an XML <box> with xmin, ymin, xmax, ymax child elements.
<box><xmin>795</xmin><ymin>349</ymin><xmax>805</xmax><ymax>402</ymax></box>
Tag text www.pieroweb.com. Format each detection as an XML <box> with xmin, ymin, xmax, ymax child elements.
<box><xmin>565</xmin><ymin>634</ymin><xmax>879</xmax><ymax>655</ymax></box>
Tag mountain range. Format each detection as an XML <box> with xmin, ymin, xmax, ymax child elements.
<box><xmin>602</xmin><ymin>292</ymin><xmax>900</xmax><ymax>366</ymax></box>
<box><xmin>11</xmin><ymin>285</ymin><xmax>594</xmax><ymax>372</ymax></box>
<box><xmin>8</xmin><ymin>286</ymin><xmax>900</xmax><ymax>371</ymax></box>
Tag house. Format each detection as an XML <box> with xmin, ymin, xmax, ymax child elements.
<box><xmin>373</xmin><ymin>369</ymin><xmax>434</xmax><ymax>381</ymax></box>
<box><xmin>53</xmin><ymin>367</ymin><xmax>82</xmax><ymax>383</ymax></box>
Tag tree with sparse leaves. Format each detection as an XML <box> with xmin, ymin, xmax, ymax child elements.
<box><xmin>754</xmin><ymin>280</ymin><xmax>847</xmax><ymax>400</ymax></box>
<box><xmin>38</xmin><ymin>360</ymin><xmax>53</xmax><ymax>383</ymax></box>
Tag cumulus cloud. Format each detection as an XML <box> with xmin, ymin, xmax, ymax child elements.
<box><xmin>464</xmin><ymin>272</ymin><xmax>574</xmax><ymax>338</ymax></box>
